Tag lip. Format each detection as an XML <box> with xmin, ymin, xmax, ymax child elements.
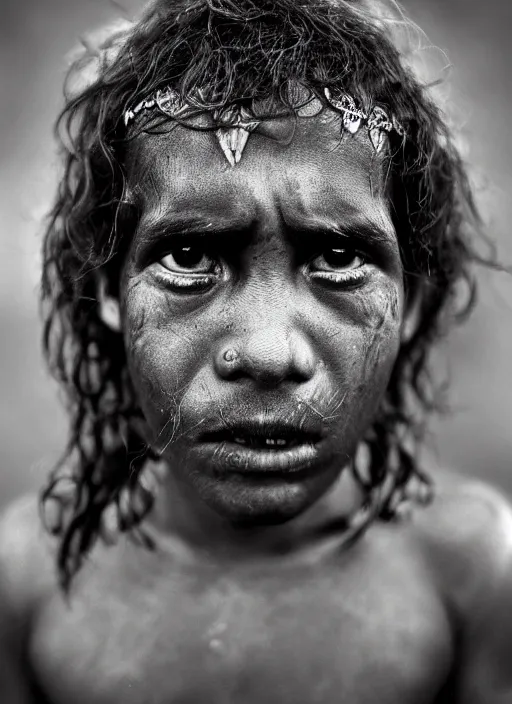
<box><xmin>197</xmin><ymin>438</ymin><xmax>322</xmax><ymax>475</ymax></box>
<box><xmin>198</xmin><ymin>418</ymin><xmax>325</xmax><ymax>445</ymax></box>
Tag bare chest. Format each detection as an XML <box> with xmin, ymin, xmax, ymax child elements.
<box><xmin>29</xmin><ymin>541</ymin><xmax>453</xmax><ymax>704</ymax></box>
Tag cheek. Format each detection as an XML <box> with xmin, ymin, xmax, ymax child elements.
<box><xmin>323</xmin><ymin>279</ymin><xmax>403</xmax><ymax>413</ymax></box>
<box><xmin>121</xmin><ymin>279</ymin><xmax>207</xmax><ymax>428</ymax></box>
<box><xmin>358</xmin><ymin>282</ymin><xmax>402</xmax><ymax>382</ymax></box>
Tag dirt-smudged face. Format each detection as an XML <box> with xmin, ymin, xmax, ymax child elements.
<box><xmin>118</xmin><ymin>106</ymin><xmax>405</xmax><ymax>527</ymax></box>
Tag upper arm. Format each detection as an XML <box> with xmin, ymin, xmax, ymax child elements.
<box><xmin>429</xmin><ymin>480</ymin><xmax>512</xmax><ymax>704</ymax></box>
<box><xmin>457</xmin><ymin>487</ymin><xmax>512</xmax><ymax>704</ymax></box>
<box><xmin>0</xmin><ymin>593</ymin><xmax>34</xmax><ymax>704</ymax></box>
<box><xmin>0</xmin><ymin>494</ymin><xmax>52</xmax><ymax>704</ymax></box>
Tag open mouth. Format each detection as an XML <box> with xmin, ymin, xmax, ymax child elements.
<box><xmin>230</xmin><ymin>435</ymin><xmax>305</xmax><ymax>449</ymax></box>
<box><xmin>201</xmin><ymin>429</ymin><xmax>321</xmax><ymax>450</ymax></box>
<box><xmin>197</xmin><ymin>421</ymin><xmax>325</xmax><ymax>474</ymax></box>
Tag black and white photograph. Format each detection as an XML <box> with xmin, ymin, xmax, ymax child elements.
<box><xmin>1</xmin><ymin>1</ymin><xmax>511</xmax><ymax>702</ymax></box>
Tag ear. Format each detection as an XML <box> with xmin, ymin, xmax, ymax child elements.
<box><xmin>401</xmin><ymin>279</ymin><xmax>424</xmax><ymax>344</ymax></box>
<box><xmin>97</xmin><ymin>276</ymin><xmax>122</xmax><ymax>333</ymax></box>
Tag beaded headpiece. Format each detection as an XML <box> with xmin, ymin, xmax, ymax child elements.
<box><xmin>124</xmin><ymin>86</ymin><xmax>405</xmax><ymax>166</ymax></box>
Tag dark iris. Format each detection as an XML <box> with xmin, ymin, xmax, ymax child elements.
<box><xmin>322</xmin><ymin>248</ymin><xmax>359</xmax><ymax>268</ymax></box>
<box><xmin>173</xmin><ymin>247</ymin><xmax>205</xmax><ymax>268</ymax></box>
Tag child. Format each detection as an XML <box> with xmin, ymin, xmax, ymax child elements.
<box><xmin>1</xmin><ymin>0</ymin><xmax>511</xmax><ymax>702</ymax></box>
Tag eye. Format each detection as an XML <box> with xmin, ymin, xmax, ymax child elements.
<box><xmin>160</xmin><ymin>247</ymin><xmax>216</xmax><ymax>274</ymax></box>
<box><xmin>312</xmin><ymin>248</ymin><xmax>365</xmax><ymax>272</ymax></box>
<box><xmin>308</xmin><ymin>246</ymin><xmax>370</xmax><ymax>286</ymax></box>
<box><xmin>153</xmin><ymin>246</ymin><xmax>221</xmax><ymax>292</ymax></box>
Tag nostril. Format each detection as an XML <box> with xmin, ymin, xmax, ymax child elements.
<box><xmin>215</xmin><ymin>327</ymin><xmax>316</xmax><ymax>386</ymax></box>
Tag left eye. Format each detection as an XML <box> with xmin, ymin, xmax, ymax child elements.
<box><xmin>160</xmin><ymin>247</ymin><xmax>216</xmax><ymax>273</ymax></box>
<box><xmin>311</xmin><ymin>248</ymin><xmax>365</xmax><ymax>272</ymax></box>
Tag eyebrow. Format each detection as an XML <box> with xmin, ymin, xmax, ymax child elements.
<box><xmin>138</xmin><ymin>208</ymin><xmax>263</xmax><ymax>246</ymax></box>
<box><xmin>137</xmin><ymin>213</ymin><xmax>242</xmax><ymax>240</ymax></box>
<box><xmin>135</xmin><ymin>210</ymin><xmax>396</xmax><ymax>251</ymax></box>
<box><xmin>287</xmin><ymin>213</ymin><xmax>397</xmax><ymax>248</ymax></box>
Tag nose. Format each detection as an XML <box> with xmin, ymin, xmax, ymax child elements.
<box><xmin>214</xmin><ymin>324</ymin><xmax>316</xmax><ymax>388</ymax></box>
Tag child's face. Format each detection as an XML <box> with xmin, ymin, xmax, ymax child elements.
<box><xmin>118</xmin><ymin>107</ymin><xmax>405</xmax><ymax>524</ymax></box>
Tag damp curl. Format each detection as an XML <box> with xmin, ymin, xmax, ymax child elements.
<box><xmin>40</xmin><ymin>0</ymin><xmax>490</xmax><ymax>591</ymax></box>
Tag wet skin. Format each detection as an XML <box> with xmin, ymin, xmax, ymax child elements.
<box><xmin>10</xmin><ymin>473</ymin><xmax>511</xmax><ymax>704</ymax></box>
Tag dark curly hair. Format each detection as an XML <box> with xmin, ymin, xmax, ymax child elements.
<box><xmin>40</xmin><ymin>0</ymin><xmax>490</xmax><ymax>592</ymax></box>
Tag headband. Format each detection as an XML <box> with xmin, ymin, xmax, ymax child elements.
<box><xmin>124</xmin><ymin>86</ymin><xmax>405</xmax><ymax>166</ymax></box>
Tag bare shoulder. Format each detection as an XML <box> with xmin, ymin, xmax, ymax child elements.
<box><xmin>0</xmin><ymin>493</ymin><xmax>58</xmax><ymax>703</ymax></box>
<box><xmin>412</xmin><ymin>470</ymin><xmax>512</xmax><ymax>618</ymax></box>
<box><xmin>0</xmin><ymin>492</ymin><xmax>57</xmax><ymax>612</ymax></box>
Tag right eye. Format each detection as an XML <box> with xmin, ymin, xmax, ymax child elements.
<box><xmin>310</xmin><ymin>247</ymin><xmax>366</xmax><ymax>274</ymax></box>
<box><xmin>160</xmin><ymin>247</ymin><xmax>217</xmax><ymax>274</ymax></box>
<box><xmin>153</xmin><ymin>245</ymin><xmax>222</xmax><ymax>292</ymax></box>
<box><xmin>306</xmin><ymin>244</ymin><xmax>372</xmax><ymax>287</ymax></box>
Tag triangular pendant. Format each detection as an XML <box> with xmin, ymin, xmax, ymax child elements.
<box><xmin>215</xmin><ymin>127</ymin><xmax>254</xmax><ymax>165</ymax></box>
<box><xmin>214</xmin><ymin>106</ymin><xmax>259</xmax><ymax>166</ymax></box>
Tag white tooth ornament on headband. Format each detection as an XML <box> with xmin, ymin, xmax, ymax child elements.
<box><xmin>213</xmin><ymin>105</ymin><xmax>260</xmax><ymax>166</ymax></box>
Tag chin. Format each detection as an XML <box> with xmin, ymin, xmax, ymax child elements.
<box><xmin>196</xmin><ymin>469</ymin><xmax>334</xmax><ymax>526</ymax></box>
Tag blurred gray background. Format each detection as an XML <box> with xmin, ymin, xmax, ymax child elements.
<box><xmin>0</xmin><ymin>0</ymin><xmax>511</xmax><ymax>508</ymax></box>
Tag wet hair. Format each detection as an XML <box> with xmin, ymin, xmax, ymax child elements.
<box><xmin>40</xmin><ymin>0</ymin><xmax>491</xmax><ymax>591</ymax></box>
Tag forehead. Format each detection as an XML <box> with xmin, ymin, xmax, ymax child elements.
<box><xmin>125</xmin><ymin>108</ymin><xmax>392</xmax><ymax>230</ymax></box>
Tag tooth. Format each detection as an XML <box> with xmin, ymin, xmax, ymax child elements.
<box><xmin>234</xmin><ymin>437</ymin><xmax>247</xmax><ymax>445</ymax></box>
<box><xmin>263</xmin><ymin>438</ymin><xmax>289</xmax><ymax>447</ymax></box>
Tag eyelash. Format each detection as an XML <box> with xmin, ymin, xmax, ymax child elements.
<box><xmin>307</xmin><ymin>249</ymin><xmax>369</xmax><ymax>285</ymax></box>
<box><xmin>153</xmin><ymin>244</ymin><xmax>370</xmax><ymax>290</ymax></box>
<box><xmin>153</xmin><ymin>247</ymin><xmax>220</xmax><ymax>290</ymax></box>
